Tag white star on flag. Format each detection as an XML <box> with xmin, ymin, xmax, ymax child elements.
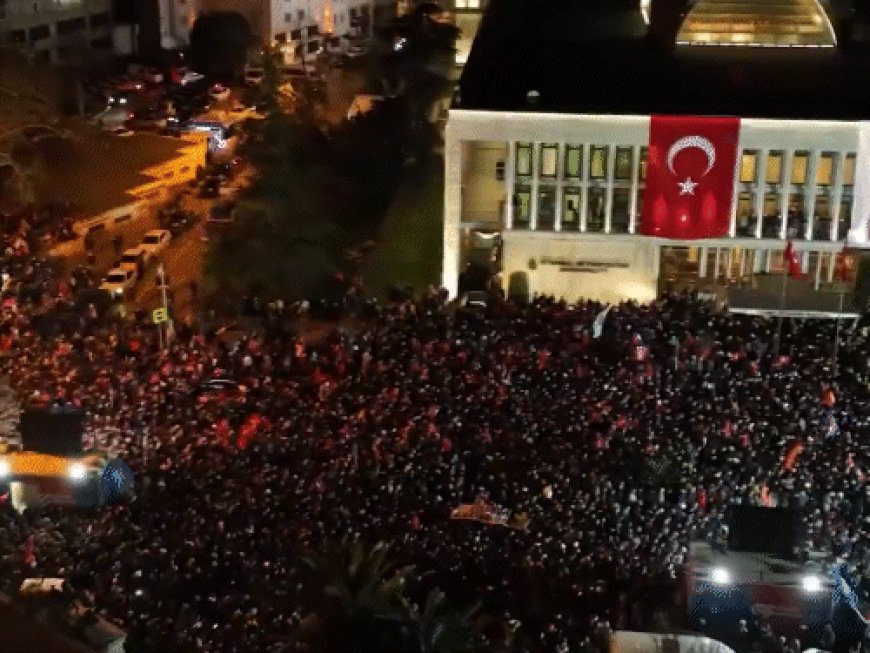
<box><xmin>678</xmin><ymin>177</ymin><xmax>699</xmax><ymax>195</ymax></box>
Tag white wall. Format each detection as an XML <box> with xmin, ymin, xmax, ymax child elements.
<box><xmin>501</xmin><ymin>233</ymin><xmax>660</xmax><ymax>303</ymax></box>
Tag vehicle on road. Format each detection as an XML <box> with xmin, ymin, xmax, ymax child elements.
<box><xmin>171</xmin><ymin>67</ymin><xmax>204</xmax><ymax>86</ymax></box>
<box><xmin>208</xmin><ymin>200</ymin><xmax>236</xmax><ymax>224</ymax></box>
<box><xmin>209</xmin><ymin>84</ymin><xmax>231</xmax><ymax>102</ymax></box>
<box><xmin>346</xmin><ymin>44</ymin><xmax>368</xmax><ymax>60</ymax></box>
<box><xmin>92</xmin><ymin>107</ymin><xmax>133</xmax><ymax>130</ymax></box>
<box><xmin>107</xmin><ymin>127</ymin><xmax>135</xmax><ymax>137</ymax></box>
<box><xmin>114</xmin><ymin>76</ymin><xmax>145</xmax><ymax>92</ymax></box>
<box><xmin>244</xmin><ymin>67</ymin><xmax>264</xmax><ymax>86</ymax></box>
<box><xmin>139</xmin><ymin>230</ymin><xmax>171</xmax><ymax>259</ymax></box>
<box><xmin>118</xmin><ymin>248</ymin><xmax>147</xmax><ymax>278</ymax></box>
<box><xmin>199</xmin><ymin>177</ymin><xmax>221</xmax><ymax>198</ymax></box>
<box><xmin>100</xmin><ymin>268</ymin><xmax>137</xmax><ymax>300</ymax></box>
<box><xmin>160</xmin><ymin>210</ymin><xmax>197</xmax><ymax>236</ymax></box>
<box><xmin>139</xmin><ymin>68</ymin><xmax>164</xmax><ymax>84</ymax></box>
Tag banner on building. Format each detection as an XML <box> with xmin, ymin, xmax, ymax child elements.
<box><xmin>641</xmin><ymin>115</ymin><xmax>741</xmax><ymax>239</ymax></box>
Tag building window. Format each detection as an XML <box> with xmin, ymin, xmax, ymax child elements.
<box><xmin>589</xmin><ymin>146</ymin><xmax>607</xmax><ymax>180</ymax></box>
<box><xmin>537</xmin><ymin>187</ymin><xmax>555</xmax><ymax>230</ymax></box>
<box><xmin>285</xmin><ymin>13</ymin><xmax>293</xmax><ymax>23</ymax></box>
<box><xmin>539</xmin><ymin>144</ymin><xmax>557</xmax><ymax>178</ymax></box>
<box><xmin>90</xmin><ymin>11</ymin><xmax>111</xmax><ymax>27</ymax></box>
<box><xmin>611</xmin><ymin>189</ymin><xmax>630</xmax><ymax>233</ymax></box>
<box><xmin>562</xmin><ymin>188</ymin><xmax>580</xmax><ymax>231</ymax></box>
<box><xmin>838</xmin><ymin>198</ymin><xmax>851</xmax><ymax>241</ymax></box>
<box><xmin>307</xmin><ymin>40</ymin><xmax>320</xmax><ymax>53</ymax></box>
<box><xmin>308</xmin><ymin>25</ymin><xmax>320</xmax><ymax>36</ymax></box>
<box><xmin>614</xmin><ymin>147</ymin><xmax>633</xmax><ymax>181</ymax></box>
<box><xmin>766</xmin><ymin>151</ymin><xmax>783</xmax><ymax>184</ymax></box>
<box><xmin>739</xmin><ymin>151</ymin><xmax>757</xmax><ymax>183</ymax></box>
<box><xmin>816</xmin><ymin>153</ymin><xmax>834</xmax><ymax>186</ymax></box>
<box><xmin>813</xmin><ymin>194</ymin><xmax>832</xmax><ymax>240</ymax></box>
<box><xmin>513</xmin><ymin>185</ymin><xmax>531</xmax><ymax>229</ymax></box>
<box><xmin>635</xmin><ymin>189</ymin><xmax>645</xmax><ymax>232</ymax></box>
<box><xmin>515</xmin><ymin>143</ymin><xmax>532</xmax><ymax>177</ymax></box>
<box><xmin>843</xmin><ymin>154</ymin><xmax>856</xmax><ymax>187</ymax></box>
<box><xmin>640</xmin><ymin>147</ymin><xmax>648</xmax><ymax>181</ymax></box>
<box><xmin>298</xmin><ymin>9</ymin><xmax>305</xmax><ymax>22</ymax></box>
<box><xmin>736</xmin><ymin>192</ymin><xmax>754</xmax><ymax>236</ymax></box>
<box><xmin>791</xmin><ymin>151</ymin><xmax>809</xmax><ymax>185</ymax></box>
<box><xmin>564</xmin><ymin>145</ymin><xmax>582</xmax><ymax>179</ymax></box>
<box><xmin>787</xmin><ymin>194</ymin><xmax>806</xmax><ymax>239</ymax></box>
<box><xmin>291</xmin><ymin>28</ymin><xmax>302</xmax><ymax>40</ymax></box>
<box><xmin>274</xmin><ymin>32</ymin><xmax>287</xmax><ymax>42</ymax></box>
<box><xmin>587</xmin><ymin>188</ymin><xmax>605</xmax><ymax>232</ymax></box>
<box><xmin>28</xmin><ymin>24</ymin><xmax>49</xmax><ymax>41</ymax></box>
<box><xmin>762</xmin><ymin>193</ymin><xmax>779</xmax><ymax>238</ymax></box>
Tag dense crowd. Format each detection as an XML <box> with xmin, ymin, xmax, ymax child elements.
<box><xmin>0</xmin><ymin>215</ymin><xmax>868</xmax><ymax>652</ymax></box>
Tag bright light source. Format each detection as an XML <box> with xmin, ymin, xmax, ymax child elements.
<box><xmin>711</xmin><ymin>567</ymin><xmax>731</xmax><ymax>585</ymax></box>
<box><xmin>394</xmin><ymin>38</ymin><xmax>407</xmax><ymax>51</ymax></box>
<box><xmin>0</xmin><ymin>459</ymin><xmax>9</xmax><ymax>478</ymax></box>
<box><xmin>68</xmin><ymin>462</ymin><xmax>86</xmax><ymax>481</ymax></box>
<box><xmin>802</xmin><ymin>575</ymin><xmax>823</xmax><ymax>593</ymax></box>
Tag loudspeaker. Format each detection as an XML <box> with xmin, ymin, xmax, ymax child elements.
<box><xmin>20</xmin><ymin>407</ymin><xmax>85</xmax><ymax>456</ymax></box>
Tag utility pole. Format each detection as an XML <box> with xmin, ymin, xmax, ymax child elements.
<box><xmin>157</xmin><ymin>263</ymin><xmax>174</xmax><ymax>346</ymax></box>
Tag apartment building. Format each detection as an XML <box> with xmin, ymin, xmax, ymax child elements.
<box><xmin>0</xmin><ymin>0</ymin><xmax>114</xmax><ymax>63</ymax></box>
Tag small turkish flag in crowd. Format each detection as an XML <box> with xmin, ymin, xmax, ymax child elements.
<box><xmin>836</xmin><ymin>242</ymin><xmax>855</xmax><ymax>283</ymax></box>
<box><xmin>784</xmin><ymin>241</ymin><xmax>803</xmax><ymax>279</ymax></box>
<box><xmin>641</xmin><ymin>115</ymin><xmax>741</xmax><ymax>239</ymax></box>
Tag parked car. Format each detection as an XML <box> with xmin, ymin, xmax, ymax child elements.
<box><xmin>244</xmin><ymin>67</ymin><xmax>264</xmax><ymax>86</ymax></box>
<box><xmin>114</xmin><ymin>76</ymin><xmax>145</xmax><ymax>92</ymax></box>
<box><xmin>139</xmin><ymin>67</ymin><xmax>164</xmax><ymax>84</ymax></box>
<box><xmin>100</xmin><ymin>268</ymin><xmax>137</xmax><ymax>300</ymax></box>
<box><xmin>92</xmin><ymin>107</ymin><xmax>133</xmax><ymax>129</ymax></box>
<box><xmin>139</xmin><ymin>229</ymin><xmax>171</xmax><ymax>259</ymax></box>
<box><xmin>346</xmin><ymin>44</ymin><xmax>368</xmax><ymax>60</ymax></box>
<box><xmin>209</xmin><ymin>84</ymin><xmax>231</xmax><ymax>102</ymax></box>
<box><xmin>208</xmin><ymin>200</ymin><xmax>236</xmax><ymax>224</ymax></box>
<box><xmin>199</xmin><ymin>177</ymin><xmax>221</xmax><ymax>198</ymax></box>
<box><xmin>118</xmin><ymin>248</ymin><xmax>147</xmax><ymax>278</ymax></box>
<box><xmin>161</xmin><ymin>210</ymin><xmax>197</xmax><ymax>236</ymax></box>
<box><xmin>107</xmin><ymin>126</ymin><xmax>135</xmax><ymax>137</ymax></box>
<box><xmin>171</xmin><ymin>67</ymin><xmax>204</xmax><ymax>86</ymax></box>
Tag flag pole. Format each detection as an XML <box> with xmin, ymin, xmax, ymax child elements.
<box><xmin>775</xmin><ymin>266</ymin><xmax>788</xmax><ymax>356</ymax></box>
<box><xmin>833</xmin><ymin>288</ymin><xmax>844</xmax><ymax>375</ymax></box>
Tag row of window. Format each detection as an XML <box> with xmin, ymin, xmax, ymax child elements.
<box><xmin>515</xmin><ymin>143</ymin><xmax>857</xmax><ymax>188</ymax></box>
<box><xmin>509</xmin><ymin>185</ymin><xmax>852</xmax><ymax>241</ymax></box>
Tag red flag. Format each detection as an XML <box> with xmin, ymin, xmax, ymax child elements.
<box><xmin>784</xmin><ymin>241</ymin><xmax>803</xmax><ymax>279</ymax></box>
<box><xmin>23</xmin><ymin>535</ymin><xmax>35</xmax><ymax>567</ymax></box>
<box><xmin>641</xmin><ymin>115</ymin><xmax>741</xmax><ymax>239</ymax></box>
<box><xmin>836</xmin><ymin>242</ymin><xmax>855</xmax><ymax>283</ymax></box>
<box><xmin>783</xmin><ymin>440</ymin><xmax>804</xmax><ymax>472</ymax></box>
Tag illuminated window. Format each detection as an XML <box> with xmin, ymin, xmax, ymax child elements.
<box><xmin>615</xmin><ymin>147</ymin><xmax>633</xmax><ymax>181</ymax></box>
<box><xmin>562</xmin><ymin>188</ymin><xmax>581</xmax><ymax>230</ymax></box>
<box><xmin>791</xmin><ymin>152</ymin><xmax>809</xmax><ymax>185</ymax></box>
<box><xmin>843</xmin><ymin>154</ymin><xmax>856</xmax><ymax>187</ymax></box>
<box><xmin>587</xmin><ymin>188</ymin><xmax>605</xmax><ymax>231</ymax></box>
<box><xmin>513</xmin><ymin>185</ymin><xmax>531</xmax><ymax>228</ymax></box>
<box><xmin>589</xmin><ymin>146</ymin><xmax>607</xmax><ymax>180</ymax></box>
<box><xmin>766</xmin><ymin>151</ymin><xmax>783</xmax><ymax>184</ymax></box>
<box><xmin>640</xmin><ymin>147</ymin><xmax>648</xmax><ymax>181</ymax></box>
<box><xmin>515</xmin><ymin>143</ymin><xmax>532</xmax><ymax>177</ymax></box>
<box><xmin>815</xmin><ymin>153</ymin><xmax>834</xmax><ymax>186</ymax></box>
<box><xmin>739</xmin><ymin>151</ymin><xmax>757</xmax><ymax>183</ymax></box>
<box><xmin>537</xmin><ymin>187</ymin><xmax>556</xmax><ymax>230</ymax></box>
<box><xmin>564</xmin><ymin>145</ymin><xmax>582</xmax><ymax>179</ymax></box>
<box><xmin>539</xmin><ymin>144</ymin><xmax>557</xmax><ymax>178</ymax></box>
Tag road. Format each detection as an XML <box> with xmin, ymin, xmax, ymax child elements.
<box><xmin>48</xmin><ymin>165</ymin><xmax>253</xmax><ymax>324</ymax></box>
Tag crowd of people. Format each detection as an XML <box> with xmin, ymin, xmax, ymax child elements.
<box><xmin>0</xmin><ymin>214</ymin><xmax>868</xmax><ymax>652</ymax></box>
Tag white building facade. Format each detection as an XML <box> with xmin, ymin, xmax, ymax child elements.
<box><xmin>0</xmin><ymin>0</ymin><xmax>114</xmax><ymax>63</ymax></box>
<box><xmin>444</xmin><ymin>110</ymin><xmax>870</xmax><ymax>304</ymax></box>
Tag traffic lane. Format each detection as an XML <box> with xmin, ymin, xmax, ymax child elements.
<box><xmin>130</xmin><ymin>216</ymin><xmax>207</xmax><ymax>322</ymax></box>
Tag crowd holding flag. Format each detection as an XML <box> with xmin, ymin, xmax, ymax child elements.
<box><xmin>592</xmin><ymin>305</ymin><xmax>612</xmax><ymax>339</ymax></box>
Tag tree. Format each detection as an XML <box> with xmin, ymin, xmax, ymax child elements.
<box><xmin>189</xmin><ymin>12</ymin><xmax>254</xmax><ymax>80</ymax></box>
<box><xmin>290</xmin><ymin>540</ymin><xmax>486</xmax><ymax>653</ymax></box>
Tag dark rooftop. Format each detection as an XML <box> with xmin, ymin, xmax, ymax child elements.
<box><xmin>457</xmin><ymin>0</ymin><xmax>870</xmax><ymax>120</ymax></box>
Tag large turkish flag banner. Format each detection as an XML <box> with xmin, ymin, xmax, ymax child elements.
<box><xmin>641</xmin><ymin>115</ymin><xmax>741</xmax><ymax>239</ymax></box>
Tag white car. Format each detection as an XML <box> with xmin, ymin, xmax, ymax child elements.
<box><xmin>118</xmin><ymin>248</ymin><xmax>146</xmax><ymax>277</ymax></box>
<box><xmin>209</xmin><ymin>84</ymin><xmax>231</xmax><ymax>102</ymax></box>
<box><xmin>346</xmin><ymin>45</ymin><xmax>368</xmax><ymax>59</ymax></box>
<box><xmin>174</xmin><ymin>68</ymin><xmax>204</xmax><ymax>85</ymax></box>
<box><xmin>100</xmin><ymin>267</ymin><xmax>137</xmax><ymax>299</ymax></box>
<box><xmin>139</xmin><ymin>229</ymin><xmax>171</xmax><ymax>259</ymax></box>
<box><xmin>244</xmin><ymin>67</ymin><xmax>264</xmax><ymax>86</ymax></box>
<box><xmin>108</xmin><ymin>127</ymin><xmax>134</xmax><ymax>137</ymax></box>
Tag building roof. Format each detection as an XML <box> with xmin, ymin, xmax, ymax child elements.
<box><xmin>457</xmin><ymin>0</ymin><xmax>870</xmax><ymax>120</ymax></box>
<box><xmin>32</xmin><ymin>131</ymin><xmax>193</xmax><ymax>217</ymax></box>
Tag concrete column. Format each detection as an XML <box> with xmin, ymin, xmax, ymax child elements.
<box><xmin>699</xmin><ymin>247</ymin><xmax>708</xmax><ymax>278</ymax></box>
<box><xmin>505</xmin><ymin>141</ymin><xmax>516</xmax><ymax>229</ymax></box>
<box><xmin>629</xmin><ymin>145</ymin><xmax>641</xmax><ymax>234</ymax></box>
<box><xmin>442</xmin><ymin>129</ymin><xmax>462</xmax><ymax>297</ymax></box>
<box><xmin>729</xmin><ymin>152</ymin><xmax>741</xmax><ymax>238</ymax></box>
<box><xmin>754</xmin><ymin>149</ymin><xmax>768</xmax><ymax>239</ymax></box>
<box><xmin>828</xmin><ymin>251</ymin><xmax>836</xmax><ymax>282</ymax></box>
<box><xmin>830</xmin><ymin>151</ymin><xmax>845</xmax><ymax>241</ymax></box>
<box><xmin>580</xmin><ymin>145</ymin><xmax>590</xmax><ymax>232</ymax></box>
<box><xmin>604</xmin><ymin>145</ymin><xmax>616</xmax><ymax>234</ymax></box>
<box><xmin>805</xmin><ymin>150</ymin><xmax>820</xmax><ymax>241</ymax></box>
<box><xmin>764</xmin><ymin>249</ymin><xmax>772</xmax><ymax>273</ymax></box>
<box><xmin>780</xmin><ymin>150</ymin><xmax>794</xmax><ymax>240</ymax></box>
<box><xmin>530</xmin><ymin>143</ymin><xmax>539</xmax><ymax>231</ymax></box>
<box><xmin>814</xmin><ymin>251</ymin><xmax>823</xmax><ymax>290</ymax></box>
<box><xmin>713</xmin><ymin>247</ymin><xmax>721</xmax><ymax>281</ymax></box>
<box><xmin>554</xmin><ymin>142</ymin><xmax>564</xmax><ymax>232</ymax></box>
<box><xmin>848</xmin><ymin>123</ymin><xmax>870</xmax><ymax>243</ymax></box>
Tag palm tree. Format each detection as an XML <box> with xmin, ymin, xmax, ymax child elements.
<box><xmin>292</xmin><ymin>539</ymin><xmax>419</xmax><ymax>652</ymax></box>
<box><xmin>289</xmin><ymin>540</ymin><xmax>487</xmax><ymax>653</ymax></box>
